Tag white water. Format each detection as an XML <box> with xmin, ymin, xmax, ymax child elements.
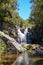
<box><xmin>17</xmin><ymin>28</ymin><xmax>28</xmax><ymax>44</ymax></box>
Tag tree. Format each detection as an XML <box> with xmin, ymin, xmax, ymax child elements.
<box><xmin>30</xmin><ymin>0</ymin><xmax>43</xmax><ymax>44</ymax></box>
<box><xmin>0</xmin><ymin>0</ymin><xmax>18</xmax><ymax>30</ymax></box>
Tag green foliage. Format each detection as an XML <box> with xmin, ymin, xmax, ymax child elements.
<box><xmin>29</xmin><ymin>0</ymin><xmax>43</xmax><ymax>44</ymax></box>
<box><xmin>24</xmin><ymin>44</ymin><xmax>31</xmax><ymax>50</ymax></box>
<box><xmin>23</xmin><ymin>20</ymin><xmax>33</xmax><ymax>28</ymax></box>
<box><xmin>0</xmin><ymin>0</ymin><xmax>19</xmax><ymax>30</ymax></box>
<box><xmin>23</xmin><ymin>20</ymin><xmax>29</xmax><ymax>28</ymax></box>
<box><xmin>30</xmin><ymin>0</ymin><xmax>43</xmax><ymax>23</ymax></box>
<box><xmin>0</xmin><ymin>37</ymin><xmax>6</xmax><ymax>54</ymax></box>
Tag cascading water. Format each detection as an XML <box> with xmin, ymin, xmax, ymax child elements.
<box><xmin>17</xmin><ymin>28</ymin><xmax>28</xmax><ymax>44</ymax></box>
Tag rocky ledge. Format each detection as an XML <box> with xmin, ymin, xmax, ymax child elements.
<box><xmin>24</xmin><ymin>44</ymin><xmax>43</xmax><ymax>56</ymax></box>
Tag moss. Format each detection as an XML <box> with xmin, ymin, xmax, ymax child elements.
<box><xmin>24</xmin><ymin>45</ymin><xmax>31</xmax><ymax>50</ymax></box>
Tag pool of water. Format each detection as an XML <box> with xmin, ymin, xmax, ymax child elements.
<box><xmin>0</xmin><ymin>52</ymin><xmax>43</xmax><ymax>65</ymax></box>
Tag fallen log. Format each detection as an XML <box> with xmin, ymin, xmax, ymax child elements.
<box><xmin>0</xmin><ymin>31</ymin><xmax>26</xmax><ymax>52</ymax></box>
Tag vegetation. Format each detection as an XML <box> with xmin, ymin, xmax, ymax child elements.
<box><xmin>0</xmin><ymin>0</ymin><xmax>23</xmax><ymax>30</ymax></box>
<box><xmin>24</xmin><ymin>44</ymin><xmax>31</xmax><ymax>50</ymax></box>
<box><xmin>0</xmin><ymin>0</ymin><xmax>18</xmax><ymax>60</ymax></box>
<box><xmin>0</xmin><ymin>37</ymin><xmax>6</xmax><ymax>60</ymax></box>
<box><xmin>29</xmin><ymin>0</ymin><xmax>43</xmax><ymax>45</ymax></box>
<box><xmin>0</xmin><ymin>37</ymin><xmax>6</xmax><ymax>54</ymax></box>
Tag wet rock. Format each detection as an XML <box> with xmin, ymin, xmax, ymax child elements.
<box><xmin>24</xmin><ymin>44</ymin><xmax>43</xmax><ymax>56</ymax></box>
<box><xmin>32</xmin><ymin>44</ymin><xmax>40</xmax><ymax>50</ymax></box>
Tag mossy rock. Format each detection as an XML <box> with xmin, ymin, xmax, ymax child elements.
<box><xmin>24</xmin><ymin>44</ymin><xmax>31</xmax><ymax>50</ymax></box>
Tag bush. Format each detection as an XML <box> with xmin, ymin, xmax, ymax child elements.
<box><xmin>0</xmin><ymin>37</ymin><xmax>6</xmax><ymax>59</ymax></box>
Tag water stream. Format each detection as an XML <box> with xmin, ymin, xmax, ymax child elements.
<box><xmin>0</xmin><ymin>50</ymin><xmax>43</xmax><ymax>65</ymax></box>
<box><xmin>11</xmin><ymin>51</ymin><xmax>43</xmax><ymax>65</ymax></box>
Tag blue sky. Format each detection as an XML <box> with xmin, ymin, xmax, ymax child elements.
<box><xmin>17</xmin><ymin>0</ymin><xmax>32</xmax><ymax>20</ymax></box>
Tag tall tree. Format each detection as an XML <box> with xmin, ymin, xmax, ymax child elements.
<box><xmin>30</xmin><ymin>0</ymin><xmax>43</xmax><ymax>44</ymax></box>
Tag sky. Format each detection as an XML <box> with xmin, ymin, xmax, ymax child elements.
<box><xmin>17</xmin><ymin>0</ymin><xmax>32</xmax><ymax>20</ymax></box>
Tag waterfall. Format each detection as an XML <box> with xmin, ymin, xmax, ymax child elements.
<box><xmin>24</xmin><ymin>28</ymin><xmax>28</xmax><ymax>43</ymax></box>
<box><xmin>17</xmin><ymin>28</ymin><xmax>28</xmax><ymax>44</ymax></box>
